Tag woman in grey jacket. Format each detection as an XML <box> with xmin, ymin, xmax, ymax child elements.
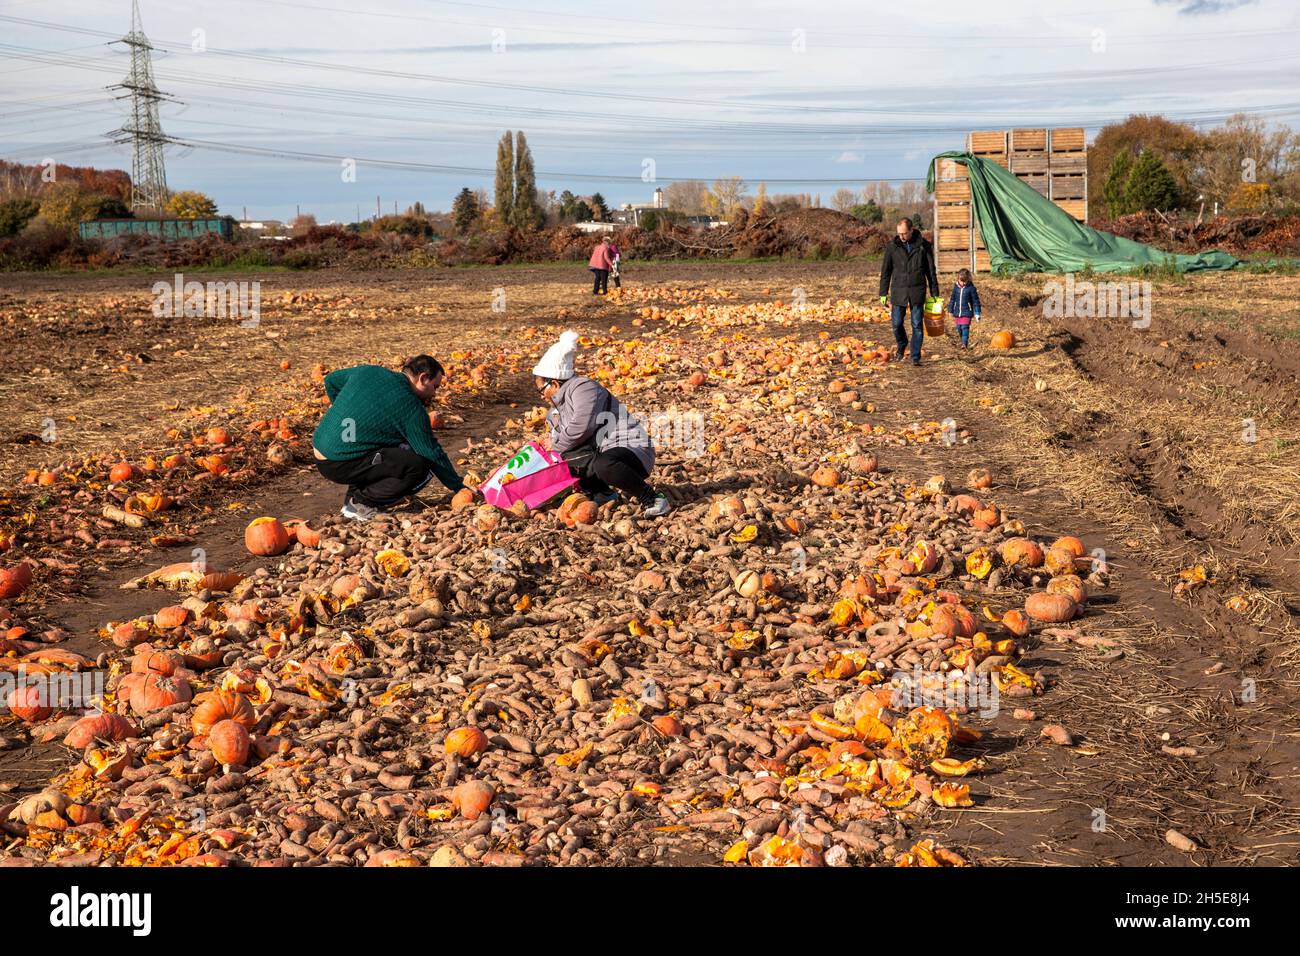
<box><xmin>533</xmin><ymin>330</ymin><xmax>671</xmax><ymax>517</ymax></box>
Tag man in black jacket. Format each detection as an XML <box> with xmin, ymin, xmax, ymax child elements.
<box><xmin>878</xmin><ymin>218</ymin><xmax>940</xmax><ymax>366</ymax></box>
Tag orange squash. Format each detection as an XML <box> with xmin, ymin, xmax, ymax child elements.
<box><xmin>990</xmin><ymin>330</ymin><xmax>1016</xmax><ymax>349</ymax></box>
<box><xmin>192</xmin><ymin>690</ymin><xmax>256</xmax><ymax>736</ymax></box>
<box><xmin>245</xmin><ymin>517</ymin><xmax>291</xmax><ymax>556</ymax></box>
<box><xmin>444</xmin><ymin>726</ymin><xmax>489</xmax><ymax>757</ymax></box>
<box><xmin>1024</xmin><ymin>592</ymin><xmax>1078</xmax><ymax>623</ymax></box>
<box><xmin>208</xmin><ymin>719</ymin><xmax>250</xmax><ymax>765</ymax></box>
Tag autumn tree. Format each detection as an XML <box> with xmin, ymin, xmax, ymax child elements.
<box><xmin>752</xmin><ymin>182</ymin><xmax>767</xmax><ymax>216</ymax></box>
<box><xmin>1124</xmin><ymin>150</ymin><xmax>1182</xmax><ymax>213</ymax></box>
<box><xmin>494</xmin><ymin>131</ymin><xmax>514</xmax><ymax>225</ymax></box>
<box><xmin>830</xmin><ymin>187</ymin><xmax>858</xmax><ymax>212</ymax></box>
<box><xmin>1102</xmin><ymin>150</ymin><xmax>1135</xmax><ymax>218</ymax></box>
<box><xmin>707</xmin><ymin>177</ymin><xmax>748</xmax><ymax>217</ymax></box>
<box><xmin>1198</xmin><ymin>114</ymin><xmax>1300</xmax><ymax>210</ymax></box>
<box><xmin>1088</xmin><ymin>115</ymin><xmax>1204</xmax><ymax>218</ymax></box>
<box><xmin>165</xmin><ymin>190</ymin><xmax>218</xmax><ymax>218</ymax></box>
<box><xmin>664</xmin><ymin>180</ymin><xmax>708</xmax><ymax>216</ymax></box>
<box><xmin>588</xmin><ymin>192</ymin><xmax>609</xmax><ymax>221</ymax></box>
<box><xmin>0</xmin><ymin>198</ymin><xmax>41</xmax><ymax>236</ymax></box>
<box><xmin>34</xmin><ymin>182</ymin><xmax>128</xmax><ymax>231</ymax></box>
<box><xmin>452</xmin><ymin>187</ymin><xmax>480</xmax><ymax>234</ymax></box>
<box><xmin>510</xmin><ymin>131</ymin><xmax>543</xmax><ymax>231</ymax></box>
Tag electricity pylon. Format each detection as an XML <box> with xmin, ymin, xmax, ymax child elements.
<box><xmin>111</xmin><ymin>0</ymin><xmax>171</xmax><ymax>213</ymax></box>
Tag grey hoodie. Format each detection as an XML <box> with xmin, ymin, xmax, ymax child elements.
<box><xmin>548</xmin><ymin>375</ymin><xmax>655</xmax><ymax>474</ymax></box>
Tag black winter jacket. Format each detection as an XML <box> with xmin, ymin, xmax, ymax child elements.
<box><xmin>878</xmin><ymin>230</ymin><xmax>939</xmax><ymax>308</ymax></box>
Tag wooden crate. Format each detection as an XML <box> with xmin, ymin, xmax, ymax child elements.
<box><xmin>1009</xmin><ymin>153</ymin><xmax>1049</xmax><ymax>174</ymax></box>
<box><xmin>1050</xmin><ymin>175</ymin><xmax>1086</xmax><ymax>200</ymax></box>
<box><xmin>968</xmin><ymin>130</ymin><xmax>1007</xmax><ymax>154</ymax></box>
<box><xmin>938</xmin><ymin>250</ymin><xmax>973</xmax><ymax>273</ymax></box>
<box><xmin>934</xmin><ymin>179</ymin><xmax>971</xmax><ymax>203</ymax></box>
<box><xmin>1050</xmin><ymin>152</ymin><xmax>1087</xmax><ymax>175</ymax></box>
<box><xmin>1011</xmin><ymin>128</ymin><xmax>1048</xmax><ymax>151</ymax></box>
<box><xmin>986</xmin><ymin>154</ymin><xmax>1010</xmax><ymax>170</ymax></box>
<box><xmin>974</xmin><ymin>249</ymin><xmax>991</xmax><ymax>272</ymax></box>
<box><xmin>1054</xmin><ymin>198</ymin><xmax>1086</xmax><ymax>222</ymax></box>
<box><xmin>933</xmin><ymin>157</ymin><xmax>968</xmax><ymax>180</ymax></box>
<box><xmin>1016</xmin><ymin>174</ymin><xmax>1049</xmax><ymax>196</ymax></box>
<box><xmin>937</xmin><ymin>226</ymin><xmax>972</xmax><ymax>251</ymax></box>
<box><xmin>1050</xmin><ymin>127</ymin><xmax>1086</xmax><ymax>152</ymax></box>
<box><xmin>935</xmin><ymin>203</ymin><xmax>972</xmax><ymax>227</ymax></box>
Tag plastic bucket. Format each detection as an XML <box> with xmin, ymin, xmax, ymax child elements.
<box><xmin>923</xmin><ymin>311</ymin><xmax>947</xmax><ymax>337</ymax></box>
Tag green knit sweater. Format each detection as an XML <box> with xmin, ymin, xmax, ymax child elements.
<box><xmin>312</xmin><ymin>365</ymin><xmax>463</xmax><ymax>491</ymax></box>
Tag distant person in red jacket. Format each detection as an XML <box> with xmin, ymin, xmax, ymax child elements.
<box><xmin>588</xmin><ymin>237</ymin><xmax>613</xmax><ymax>295</ymax></box>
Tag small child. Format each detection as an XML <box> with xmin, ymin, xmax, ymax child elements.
<box><xmin>947</xmin><ymin>268</ymin><xmax>982</xmax><ymax>348</ymax></box>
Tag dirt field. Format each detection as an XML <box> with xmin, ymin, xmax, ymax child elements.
<box><xmin>1</xmin><ymin>260</ymin><xmax>1298</xmax><ymax>867</ymax></box>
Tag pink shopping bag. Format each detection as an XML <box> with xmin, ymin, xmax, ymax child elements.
<box><xmin>479</xmin><ymin>441</ymin><xmax>578</xmax><ymax>511</ymax></box>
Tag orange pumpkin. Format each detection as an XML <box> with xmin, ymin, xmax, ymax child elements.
<box><xmin>131</xmin><ymin>649</ymin><xmax>184</xmax><ymax>676</ymax></box>
<box><xmin>109</xmin><ymin>462</ymin><xmax>135</xmax><ymax>483</ymax></box>
<box><xmin>893</xmin><ymin>707</ymin><xmax>954</xmax><ymax>765</ymax></box>
<box><xmin>7</xmin><ymin>685</ymin><xmax>51</xmax><ymax>722</ymax></box>
<box><xmin>1044</xmin><ymin>546</ymin><xmax>1080</xmax><ymax>577</ymax></box>
<box><xmin>1051</xmin><ymin>535</ymin><xmax>1086</xmax><ymax>557</ymax></box>
<box><xmin>130</xmin><ymin>674</ymin><xmax>193</xmax><ymax>715</ymax></box>
<box><xmin>930</xmin><ymin>604</ymin><xmax>977</xmax><ymax>639</ymax></box>
<box><xmin>652</xmin><ymin>714</ymin><xmax>685</xmax><ymax>736</ymax></box>
<box><xmin>452</xmin><ymin>780</ymin><xmax>495</xmax><ymax>820</ymax></box>
<box><xmin>450</xmin><ymin>488</ymin><xmax>476</xmax><ymax>511</ymax></box>
<box><xmin>1024</xmin><ymin>592</ymin><xmax>1078</xmax><ymax>623</ymax></box>
<box><xmin>286</xmin><ymin>521</ymin><xmax>322</xmax><ymax>548</ymax></box>
<box><xmin>244</xmin><ymin>517</ymin><xmax>291</xmax><ymax>556</ymax></box>
<box><xmin>1001</xmin><ymin>609</ymin><xmax>1032</xmax><ymax>637</ymax></box>
<box><xmin>444</xmin><ymin>726</ymin><xmax>489</xmax><ymax>757</ymax></box>
<box><xmin>0</xmin><ymin>562</ymin><xmax>34</xmax><ymax>600</ymax></box>
<box><xmin>1047</xmin><ymin>574</ymin><xmax>1088</xmax><ymax>604</ymax></box>
<box><xmin>557</xmin><ymin>493</ymin><xmax>591</xmax><ymax>528</ymax></box>
<box><xmin>990</xmin><ymin>330</ymin><xmax>1016</xmax><ymax>349</ymax></box>
<box><xmin>64</xmin><ymin>714</ymin><xmax>138</xmax><ymax>749</ymax></box>
<box><xmin>811</xmin><ymin>466</ymin><xmax>842</xmax><ymax>488</ymax></box>
<box><xmin>967</xmin><ymin>467</ymin><xmax>992</xmax><ymax>489</ymax></box>
<box><xmin>192</xmin><ymin>690</ymin><xmax>256</xmax><ymax>736</ymax></box>
<box><xmin>972</xmin><ymin>505</ymin><xmax>1001</xmax><ymax>531</ymax></box>
<box><xmin>153</xmin><ymin>605</ymin><xmax>191</xmax><ymax>630</ymax></box>
<box><xmin>205</xmin><ymin>426</ymin><xmax>231</xmax><ymax>445</ymax></box>
<box><xmin>999</xmin><ymin>538</ymin><xmax>1044</xmax><ymax>568</ymax></box>
<box><xmin>208</xmin><ymin>719</ymin><xmax>250</xmax><ymax>765</ymax></box>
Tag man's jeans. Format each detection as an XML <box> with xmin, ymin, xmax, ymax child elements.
<box><xmin>891</xmin><ymin>303</ymin><xmax>924</xmax><ymax>361</ymax></box>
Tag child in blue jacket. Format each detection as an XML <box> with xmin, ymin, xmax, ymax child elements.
<box><xmin>948</xmin><ymin>268</ymin><xmax>982</xmax><ymax>348</ymax></box>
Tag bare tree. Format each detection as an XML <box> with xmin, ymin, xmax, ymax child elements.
<box><xmin>664</xmin><ymin>180</ymin><xmax>709</xmax><ymax>215</ymax></box>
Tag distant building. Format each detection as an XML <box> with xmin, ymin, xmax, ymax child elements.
<box><xmin>238</xmin><ymin>219</ymin><xmax>284</xmax><ymax>235</ymax></box>
<box><xmin>616</xmin><ymin>187</ymin><xmax>667</xmax><ymax>226</ymax></box>
<box><xmin>573</xmin><ymin>221</ymin><xmax>618</xmax><ymax>233</ymax></box>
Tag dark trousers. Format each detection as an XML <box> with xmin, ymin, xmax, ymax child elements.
<box><xmin>891</xmin><ymin>303</ymin><xmax>925</xmax><ymax>361</ymax></box>
<box><xmin>591</xmin><ymin>268</ymin><xmax>609</xmax><ymax>294</ymax></box>
<box><xmin>315</xmin><ymin>446</ymin><xmax>433</xmax><ymax>508</ymax></box>
<box><xmin>562</xmin><ymin>445</ymin><xmax>651</xmax><ymax>501</ymax></box>
<box><xmin>956</xmin><ymin>321</ymin><xmax>971</xmax><ymax>346</ymax></box>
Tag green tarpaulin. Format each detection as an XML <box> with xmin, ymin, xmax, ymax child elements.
<box><xmin>926</xmin><ymin>151</ymin><xmax>1242</xmax><ymax>274</ymax></box>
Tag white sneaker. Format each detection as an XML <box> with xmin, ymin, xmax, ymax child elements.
<box><xmin>642</xmin><ymin>494</ymin><xmax>672</xmax><ymax>518</ymax></box>
<box><xmin>341</xmin><ymin>498</ymin><xmax>378</xmax><ymax>522</ymax></box>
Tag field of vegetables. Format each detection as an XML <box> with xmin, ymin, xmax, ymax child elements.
<box><xmin>1</xmin><ymin>261</ymin><xmax>1298</xmax><ymax>868</ymax></box>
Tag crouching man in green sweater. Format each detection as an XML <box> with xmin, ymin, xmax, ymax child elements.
<box><xmin>312</xmin><ymin>355</ymin><xmax>466</xmax><ymax>521</ymax></box>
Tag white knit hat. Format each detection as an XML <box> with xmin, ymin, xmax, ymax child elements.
<box><xmin>533</xmin><ymin>329</ymin><xmax>581</xmax><ymax>380</ymax></box>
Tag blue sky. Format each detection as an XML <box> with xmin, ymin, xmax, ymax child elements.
<box><xmin>2</xmin><ymin>0</ymin><xmax>1297</xmax><ymax>222</ymax></box>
